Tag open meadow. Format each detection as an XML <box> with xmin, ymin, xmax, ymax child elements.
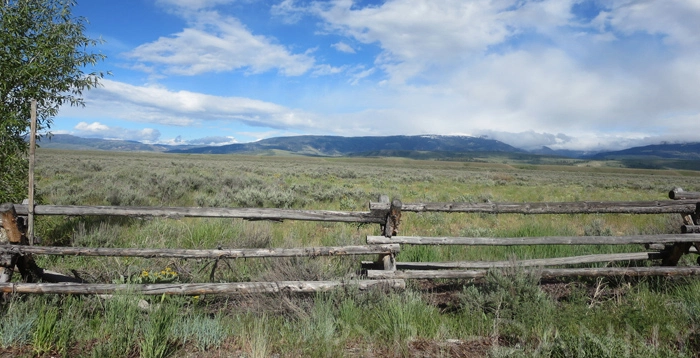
<box><xmin>2</xmin><ymin>149</ymin><xmax>700</xmax><ymax>357</ymax></box>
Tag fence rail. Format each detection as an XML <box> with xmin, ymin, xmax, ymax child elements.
<box><xmin>0</xmin><ymin>279</ymin><xmax>406</xmax><ymax>295</ymax></box>
<box><xmin>368</xmin><ymin>267</ymin><xmax>700</xmax><ymax>279</ymax></box>
<box><xmin>2</xmin><ymin>188</ymin><xmax>700</xmax><ymax>295</ymax></box>
<box><xmin>370</xmin><ymin>199</ymin><xmax>699</xmax><ymax>214</ymax></box>
<box><xmin>9</xmin><ymin>204</ymin><xmax>385</xmax><ymax>223</ymax></box>
<box><xmin>3</xmin><ymin>199</ymin><xmax>698</xmax><ymax>226</ymax></box>
<box><xmin>363</xmin><ymin>252</ymin><xmax>666</xmax><ymax>270</ymax></box>
<box><xmin>0</xmin><ymin>244</ymin><xmax>400</xmax><ymax>259</ymax></box>
<box><xmin>367</xmin><ymin>234</ymin><xmax>700</xmax><ymax>246</ymax></box>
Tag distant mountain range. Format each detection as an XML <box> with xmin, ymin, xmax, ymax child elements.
<box><xmin>168</xmin><ymin>134</ymin><xmax>521</xmax><ymax>156</ymax></box>
<box><xmin>38</xmin><ymin>134</ymin><xmax>700</xmax><ymax>165</ymax></box>
<box><xmin>590</xmin><ymin>142</ymin><xmax>700</xmax><ymax>160</ymax></box>
<box><xmin>38</xmin><ymin>134</ymin><xmax>196</xmax><ymax>152</ymax></box>
<box><xmin>529</xmin><ymin>146</ymin><xmax>597</xmax><ymax>159</ymax></box>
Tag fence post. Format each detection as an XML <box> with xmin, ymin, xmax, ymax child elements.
<box><xmin>1</xmin><ymin>203</ymin><xmax>22</xmax><ymax>284</ymax></box>
<box><xmin>373</xmin><ymin>195</ymin><xmax>401</xmax><ymax>272</ymax></box>
<box><xmin>663</xmin><ymin>188</ymin><xmax>700</xmax><ymax>266</ymax></box>
<box><xmin>28</xmin><ymin>99</ymin><xmax>37</xmax><ymax>245</ymax></box>
<box><xmin>383</xmin><ymin>199</ymin><xmax>402</xmax><ymax>238</ymax></box>
<box><xmin>0</xmin><ymin>203</ymin><xmax>42</xmax><ymax>282</ymax></box>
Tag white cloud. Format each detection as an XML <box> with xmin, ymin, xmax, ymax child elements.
<box><xmin>601</xmin><ymin>0</ymin><xmax>700</xmax><ymax>48</ymax></box>
<box><xmin>177</xmin><ymin>135</ymin><xmax>238</xmax><ymax>146</ymax></box>
<box><xmin>72</xmin><ymin>122</ymin><xmax>161</xmax><ymax>142</ymax></box>
<box><xmin>309</xmin><ymin>0</ymin><xmax>516</xmax><ymax>82</ymax></box>
<box><xmin>475</xmin><ymin>130</ymin><xmax>575</xmax><ymax>151</ymax></box>
<box><xmin>331</xmin><ymin>42</ymin><xmax>355</xmax><ymax>53</ymax></box>
<box><xmin>311</xmin><ymin>64</ymin><xmax>346</xmax><ymax>76</ymax></box>
<box><xmin>505</xmin><ymin>0</ymin><xmax>577</xmax><ymax>33</ymax></box>
<box><xmin>75</xmin><ymin>122</ymin><xmax>110</xmax><ymax>132</ymax></box>
<box><xmin>271</xmin><ymin>0</ymin><xmax>307</xmax><ymax>24</ymax></box>
<box><xmin>235</xmin><ymin>130</ymin><xmax>297</xmax><ymax>141</ymax></box>
<box><xmin>65</xmin><ymin>79</ymin><xmax>318</xmax><ymax>130</ymax></box>
<box><xmin>127</xmin><ymin>11</ymin><xmax>315</xmax><ymax>76</ymax></box>
<box><xmin>348</xmin><ymin>67</ymin><xmax>375</xmax><ymax>85</ymax></box>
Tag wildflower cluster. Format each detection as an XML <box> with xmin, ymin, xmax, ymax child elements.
<box><xmin>142</xmin><ymin>267</ymin><xmax>178</xmax><ymax>283</ymax></box>
<box><xmin>119</xmin><ymin>267</ymin><xmax>179</xmax><ymax>284</ymax></box>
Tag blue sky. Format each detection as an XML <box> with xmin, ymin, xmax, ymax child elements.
<box><xmin>53</xmin><ymin>0</ymin><xmax>700</xmax><ymax>151</ymax></box>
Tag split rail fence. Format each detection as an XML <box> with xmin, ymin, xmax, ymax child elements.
<box><xmin>1</xmin><ymin>188</ymin><xmax>700</xmax><ymax>296</ymax></box>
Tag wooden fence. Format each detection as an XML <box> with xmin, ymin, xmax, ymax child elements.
<box><xmin>1</xmin><ymin>189</ymin><xmax>699</xmax><ymax>295</ymax></box>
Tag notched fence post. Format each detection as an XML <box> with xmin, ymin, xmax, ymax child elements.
<box><xmin>383</xmin><ymin>199</ymin><xmax>403</xmax><ymax>238</ymax></box>
<box><xmin>1</xmin><ymin>203</ymin><xmax>26</xmax><ymax>244</ymax></box>
<box><xmin>1</xmin><ymin>203</ymin><xmax>42</xmax><ymax>283</ymax></box>
<box><xmin>663</xmin><ymin>188</ymin><xmax>700</xmax><ymax>266</ymax></box>
<box><xmin>1</xmin><ymin>203</ymin><xmax>23</xmax><ymax>284</ymax></box>
<box><xmin>371</xmin><ymin>196</ymin><xmax>402</xmax><ymax>272</ymax></box>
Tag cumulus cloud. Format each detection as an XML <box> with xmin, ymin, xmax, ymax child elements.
<box><xmin>303</xmin><ymin>0</ymin><xmax>524</xmax><ymax>83</ymax></box>
<box><xmin>126</xmin><ymin>11</ymin><xmax>315</xmax><ymax>76</ymax></box>
<box><xmin>73</xmin><ymin>122</ymin><xmax>161</xmax><ymax>142</ymax></box>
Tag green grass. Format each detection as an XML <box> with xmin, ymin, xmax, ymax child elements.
<box><xmin>1</xmin><ymin>149</ymin><xmax>699</xmax><ymax>356</ymax></box>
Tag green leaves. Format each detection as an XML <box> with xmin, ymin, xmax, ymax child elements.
<box><xmin>0</xmin><ymin>0</ymin><xmax>106</xmax><ymax>202</ymax></box>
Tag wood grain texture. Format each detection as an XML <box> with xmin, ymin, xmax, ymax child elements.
<box><xmin>10</xmin><ymin>204</ymin><xmax>385</xmax><ymax>223</ymax></box>
<box><xmin>388</xmin><ymin>252</ymin><xmax>664</xmax><ymax>269</ymax></box>
<box><xmin>0</xmin><ymin>279</ymin><xmax>406</xmax><ymax>295</ymax></box>
<box><xmin>0</xmin><ymin>244</ymin><xmax>401</xmax><ymax>259</ymax></box>
<box><xmin>370</xmin><ymin>200</ymin><xmax>699</xmax><ymax>214</ymax></box>
<box><xmin>367</xmin><ymin>267</ymin><xmax>700</xmax><ymax>279</ymax></box>
<box><xmin>367</xmin><ymin>234</ymin><xmax>700</xmax><ymax>246</ymax></box>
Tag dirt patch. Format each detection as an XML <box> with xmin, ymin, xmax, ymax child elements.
<box><xmin>539</xmin><ymin>281</ymin><xmax>574</xmax><ymax>301</ymax></box>
<box><xmin>409</xmin><ymin>337</ymin><xmax>493</xmax><ymax>358</ymax></box>
<box><xmin>345</xmin><ymin>337</ymin><xmax>494</xmax><ymax>358</ymax></box>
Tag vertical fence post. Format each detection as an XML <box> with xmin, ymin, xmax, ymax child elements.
<box><xmin>376</xmin><ymin>196</ymin><xmax>402</xmax><ymax>272</ymax></box>
<box><xmin>383</xmin><ymin>199</ymin><xmax>402</xmax><ymax>238</ymax></box>
<box><xmin>1</xmin><ymin>203</ymin><xmax>23</xmax><ymax>284</ymax></box>
<box><xmin>28</xmin><ymin>99</ymin><xmax>37</xmax><ymax>246</ymax></box>
<box><xmin>663</xmin><ymin>188</ymin><xmax>699</xmax><ymax>266</ymax></box>
<box><xmin>0</xmin><ymin>203</ymin><xmax>42</xmax><ymax>282</ymax></box>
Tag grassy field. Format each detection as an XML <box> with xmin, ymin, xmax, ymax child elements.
<box><xmin>2</xmin><ymin>149</ymin><xmax>700</xmax><ymax>357</ymax></box>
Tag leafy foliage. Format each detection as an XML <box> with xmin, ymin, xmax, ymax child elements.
<box><xmin>0</xmin><ymin>0</ymin><xmax>106</xmax><ymax>202</ymax></box>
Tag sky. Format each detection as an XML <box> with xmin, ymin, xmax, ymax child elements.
<box><xmin>52</xmin><ymin>0</ymin><xmax>700</xmax><ymax>151</ymax></box>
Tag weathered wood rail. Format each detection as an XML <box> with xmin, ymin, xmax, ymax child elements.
<box><xmin>9</xmin><ymin>204</ymin><xmax>386</xmax><ymax>223</ymax></box>
<box><xmin>368</xmin><ymin>267</ymin><xmax>700</xmax><ymax>280</ymax></box>
<box><xmin>0</xmin><ymin>279</ymin><xmax>406</xmax><ymax>295</ymax></box>
<box><xmin>364</xmin><ymin>187</ymin><xmax>700</xmax><ymax>279</ymax></box>
<box><xmin>367</xmin><ymin>234</ymin><xmax>700</xmax><ymax>246</ymax></box>
<box><xmin>369</xmin><ymin>199</ymin><xmax>700</xmax><ymax>214</ymax></box>
<box><xmin>0</xmin><ymin>200</ymin><xmax>406</xmax><ymax>293</ymax></box>
<box><xmin>2</xmin><ymin>244</ymin><xmax>400</xmax><ymax>259</ymax></box>
<box><xmin>384</xmin><ymin>252</ymin><xmax>665</xmax><ymax>270</ymax></box>
<box><xmin>2</xmin><ymin>188</ymin><xmax>700</xmax><ymax>295</ymax></box>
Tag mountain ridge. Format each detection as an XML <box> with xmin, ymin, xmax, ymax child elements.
<box><xmin>590</xmin><ymin>142</ymin><xmax>700</xmax><ymax>160</ymax></box>
<box><xmin>37</xmin><ymin>134</ymin><xmax>700</xmax><ymax>165</ymax></box>
<box><xmin>167</xmin><ymin>134</ymin><xmax>522</xmax><ymax>155</ymax></box>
